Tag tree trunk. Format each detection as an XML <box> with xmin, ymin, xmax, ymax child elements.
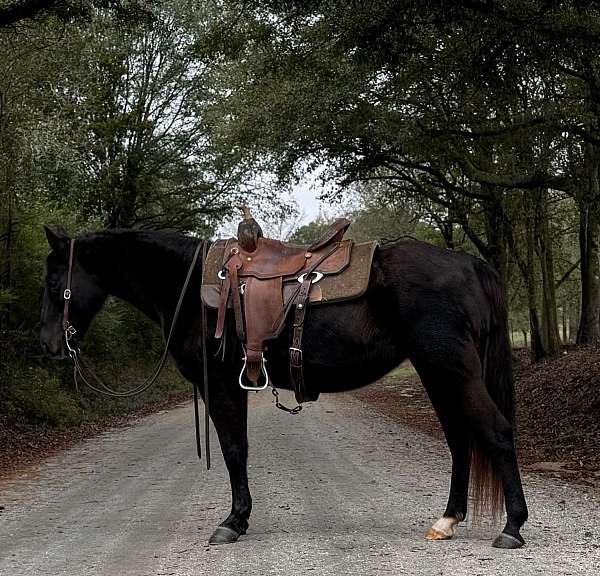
<box><xmin>106</xmin><ymin>154</ymin><xmax>142</xmax><ymax>229</ymax></box>
<box><xmin>522</xmin><ymin>194</ymin><xmax>546</xmax><ymax>359</ymax></box>
<box><xmin>576</xmin><ymin>145</ymin><xmax>600</xmax><ymax>344</ymax></box>
<box><xmin>482</xmin><ymin>191</ymin><xmax>510</xmax><ymax>296</ymax></box>
<box><xmin>535</xmin><ymin>189</ymin><xmax>561</xmax><ymax>356</ymax></box>
<box><xmin>0</xmin><ymin>97</ymin><xmax>14</xmax><ymax>331</ymax></box>
<box><xmin>440</xmin><ymin>220</ymin><xmax>455</xmax><ymax>250</ymax></box>
<box><xmin>569</xmin><ymin>295</ymin><xmax>579</xmax><ymax>344</ymax></box>
<box><xmin>562</xmin><ymin>299</ymin><xmax>568</xmax><ymax>344</ymax></box>
<box><xmin>504</xmin><ymin>193</ymin><xmax>546</xmax><ymax>359</ymax></box>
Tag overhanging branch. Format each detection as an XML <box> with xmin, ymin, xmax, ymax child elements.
<box><xmin>0</xmin><ymin>0</ymin><xmax>57</xmax><ymax>28</ymax></box>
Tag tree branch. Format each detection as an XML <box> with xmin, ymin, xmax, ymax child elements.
<box><xmin>0</xmin><ymin>0</ymin><xmax>58</xmax><ymax>28</ymax></box>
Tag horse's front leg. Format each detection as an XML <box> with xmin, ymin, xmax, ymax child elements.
<box><xmin>206</xmin><ymin>373</ymin><xmax>252</xmax><ymax>545</ymax></box>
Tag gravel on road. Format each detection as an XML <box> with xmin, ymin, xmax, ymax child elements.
<box><xmin>1</xmin><ymin>390</ymin><xmax>598</xmax><ymax>576</ymax></box>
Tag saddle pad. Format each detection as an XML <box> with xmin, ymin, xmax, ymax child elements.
<box><xmin>201</xmin><ymin>239</ymin><xmax>377</xmax><ymax>309</ymax></box>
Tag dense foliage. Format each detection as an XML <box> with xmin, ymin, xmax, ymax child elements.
<box><xmin>0</xmin><ymin>0</ymin><xmax>280</xmax><ymax>425</ymax></box>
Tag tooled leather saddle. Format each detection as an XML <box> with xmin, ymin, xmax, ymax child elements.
<box><xmin>201</xmin><ymin>215</ymin><xmax>377</xmax><ymax>405</ymax></box>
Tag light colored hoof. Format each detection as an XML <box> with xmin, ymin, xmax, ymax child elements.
<box><xmin>425</xmin><ymin>527</ymin><xmax>453</xmax><ymax>540</ymax></box>
<box><xmin>425</xmin><ymin>516</ymin><xmax>458</xmax><ymax>541</ymax></box>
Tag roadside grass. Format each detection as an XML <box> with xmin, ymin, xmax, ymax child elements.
<box><xmin>1</xmin><ymin>299</ymin><xmax>191</xmax><ymax>428</ymax></box>
<box><xmin>381</xmin><ymin>362</ymin><xmax>417</xmax><ymax>384</ymax></box>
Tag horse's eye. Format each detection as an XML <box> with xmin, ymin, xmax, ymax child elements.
<box><xmin>48</xmin><ymin>279</ymin><xmax>59</xmax><ymax>292</ymax></box>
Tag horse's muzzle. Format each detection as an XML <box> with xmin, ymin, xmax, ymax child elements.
<box><xmin>40</xmin><ymin>332</ymin><xmax>67</xmax><ymax>360</ymax></box>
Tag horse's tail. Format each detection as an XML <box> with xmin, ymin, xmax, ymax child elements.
<box><xmin>470</xmin><ymin>259</ymin><xmax>514</xmax><ymax>520</ymax></box>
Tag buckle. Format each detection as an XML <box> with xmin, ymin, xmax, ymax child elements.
<box><xmin>63</xmin><ymin>288</ymin><xmax>71</xmax><ymax>300</ymax></box>
<box><xmin>64</xmin><ymin>325</ymin><xmax>79</xmax><ymax>357</ymax></box>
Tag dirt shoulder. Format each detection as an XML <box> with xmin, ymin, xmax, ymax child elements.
<box><xmin>352</xmin><ymin>352</ymin><xmax>600</xmax><ymax>489</ymax></box>
<box><xmin>0</xmin><ymin>391</ymin><xmax>192</xmax><ymax>480</ymax></box>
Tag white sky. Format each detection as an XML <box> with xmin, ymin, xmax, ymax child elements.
<box><xmin>292</xmin><ymin>179</ymin><xmax>325</xmax><ymax>223</ymax></box>
<box><xmin>217</xmin><ymin>170</ymin><xmax>357</xmax><ymax>238</ymax></box>
<box><xmin>289</xmin><ymin>168</ymin><xmax>357</xmax><ymax>224</ymax></box>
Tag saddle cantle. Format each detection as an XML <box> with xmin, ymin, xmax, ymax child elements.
<box><xmin>201</xmin><ymin>215</ymin><xmax>377</xmax><ymax>404</ymax></box>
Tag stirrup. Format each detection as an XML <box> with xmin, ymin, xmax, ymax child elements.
<box><xmin>239</xmin><ymin>355</ymin><xmax>269</xmax><ymax>391</ymax></box>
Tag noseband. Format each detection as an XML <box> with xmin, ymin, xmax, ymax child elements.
<box><xmin>60</xmin><ymin>238</ymin><xmax>210</xmax><ymax>468</ymax></box>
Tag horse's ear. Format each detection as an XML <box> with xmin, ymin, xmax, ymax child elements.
<box><xmin>43</xmin><ymin>226</ymin><xmax>70</xmax><ymax>259</ymax></box>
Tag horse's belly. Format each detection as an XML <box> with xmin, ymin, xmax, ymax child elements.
<box><xmin>265</xmin><ymin>297</ymin><xmax>404</xmax><ymax>392</ymax></box>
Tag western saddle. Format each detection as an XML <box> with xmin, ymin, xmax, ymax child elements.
<box><xmin>211</xmin><ymin>212</ymin><xmax>353</xmax><ymax>404</ymax></box>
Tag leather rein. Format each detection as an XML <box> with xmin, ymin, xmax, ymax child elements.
<box><xmin>61</xmin><ymin>238</ymin><xmax>211</xmax><ymax>469</ymax></box>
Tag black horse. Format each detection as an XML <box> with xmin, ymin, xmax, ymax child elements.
<box><xmin>40</xmin><ymin>227</ymin><xmax>528</xmax><ymax>549</ymax></box>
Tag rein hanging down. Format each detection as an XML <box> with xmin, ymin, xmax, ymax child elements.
<box><xmin>61</xmin><ymin>238</ymin><xmax>211</xmax><ymax>469</ymax></box>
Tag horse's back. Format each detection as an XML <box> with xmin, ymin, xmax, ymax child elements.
<box><xmin>376</xmin><ymin>239</ymin><xmax>496</xmax><ymax>350</ymax></box>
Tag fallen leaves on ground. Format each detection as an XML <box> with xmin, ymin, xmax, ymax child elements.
<box><xmin>353</xmin><ymin>348</ymin><xmax>600</xmax><ymax>487</ymax></box>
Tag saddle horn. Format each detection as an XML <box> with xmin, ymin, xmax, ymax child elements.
<box><xmin>236</xmin><ymin>205</ymin><xmax>263</xmax><ymax>253</ymax></box>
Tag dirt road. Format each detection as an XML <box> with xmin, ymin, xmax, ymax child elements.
<box><xmin>1</xmin><ymin>391</ymin><xmax>598</xmax><ymax>575</ymax></box>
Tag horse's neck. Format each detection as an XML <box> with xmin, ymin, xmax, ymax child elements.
<box><xmin>83</xmin><ymin>232</ymin><xmax>196</xmax><ymax>325</ymax></box>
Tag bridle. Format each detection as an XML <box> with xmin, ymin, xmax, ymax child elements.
<box><xmin>60</xmin><ymin>238</ymin><xmax>211</xmax><ymax>468</ymax></box>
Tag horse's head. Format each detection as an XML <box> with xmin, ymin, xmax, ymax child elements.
<box><xmin>40</xmin><ymin>227</ymin><xmax>107</xmax><ymax>358</ymax></box>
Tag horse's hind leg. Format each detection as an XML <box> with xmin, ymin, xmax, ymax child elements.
<box><xmin>413</xmin><ymin>342</ymin><xmax>527</xmax><ymax>548</ymax></box>
<box><xmin>459</xmin><ymin>344</ymin><xmax>528</xmax><ymax>548</ymax></box>
<box><xmin>416</xmin><ymin>370</ymin><xmax>471</xmax><ymax>541</ymax></box>
<box><xmin>205</xmin><ymin>371</ymin><xmax>252</xmax><ymax>545</ymax></box>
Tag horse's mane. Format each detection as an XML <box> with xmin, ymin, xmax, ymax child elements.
<box><xmin>78</xmin><ymin>228</ymin><xmax>202</xmax><ymax>256</ymax></box>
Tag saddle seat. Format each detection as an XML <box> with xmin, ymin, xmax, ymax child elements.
<box><xmin>237</xmin><ymin>235</ymin><xmax>352</xmax><ymax>280</ymax></box>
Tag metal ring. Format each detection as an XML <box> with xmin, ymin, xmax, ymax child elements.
<box><xmin>64</xmin><ymin>327</ymin><xmax>79</xmax><ymax>356</ymax></box>
<box><xmin>240</xmin><ymin>282</ymin><xmax>246</xmax><ymax>295</ymax></box>
<box><xmin>217</xmin><ymin>269</ymin><xmax>226</xmax><ymax>280</ymax></box>
<box><xmin>297</xmin><ymin>271</ymin><xmax>323</xmax><ymax>284</ymax></box>
<box><xmin>63</xmin><ymin>289</ymin><xmax>71</xmax><ymax>300</ymax></box>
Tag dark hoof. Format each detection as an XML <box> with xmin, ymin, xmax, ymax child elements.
<box><xmin>208</xmin><ymin>526</ymin><xmax>240</xmax><ymax>545</ymax></box>
<box><xmin>492</xmin><ymin>532</ymin><xmax>525</xmax><ymax>549</ymax></box>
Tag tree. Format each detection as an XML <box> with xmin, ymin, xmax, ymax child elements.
<box><xmin>0</xmin><ymin>0</ymin><xmax>152</xmax><ymax>28</ymax></box>
<box><xmin>204</xmin><ymin>0</ymin><xmax>600</xmax><ymax>349</ymax></box>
